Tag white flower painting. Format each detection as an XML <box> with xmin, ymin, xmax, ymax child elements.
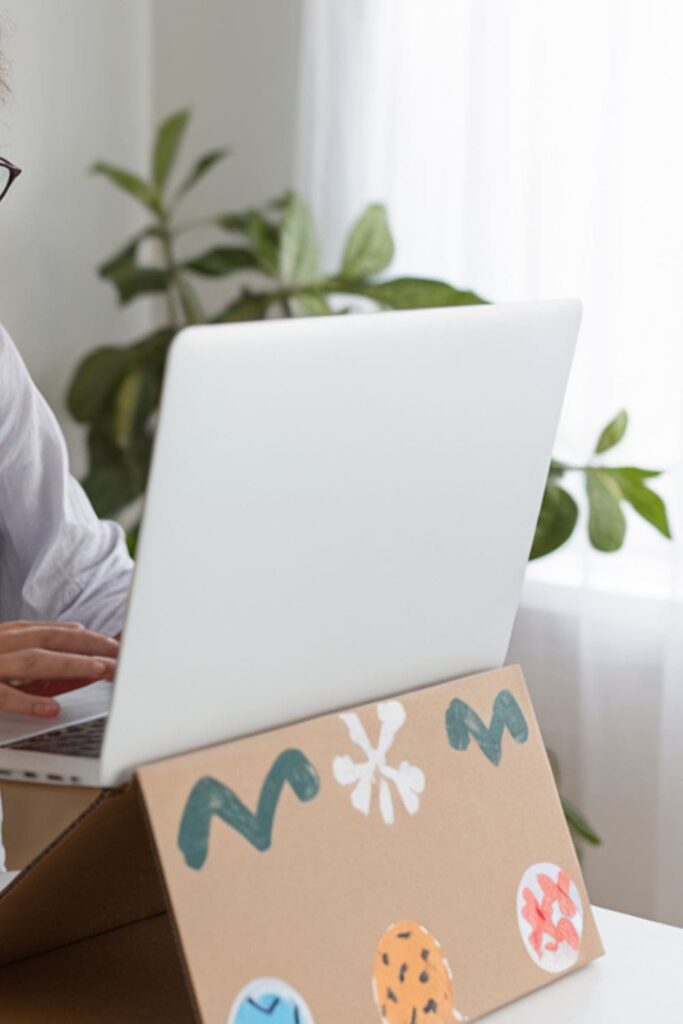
<box><xmin>332</xmin><ymin>700</ymin><xmax>425</xmax><ymax>825</ymax></box>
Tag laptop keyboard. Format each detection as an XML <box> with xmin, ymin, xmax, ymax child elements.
<box><xmin>9</xmin><ymin>717</ymin><xmax>106</xmax><ymax>759</ymax></box>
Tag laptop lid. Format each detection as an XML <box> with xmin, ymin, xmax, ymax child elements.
<box><xmin>100</xmin><ymin>300</ymin><xmax>580</xmax><ymax>786</ymax></box>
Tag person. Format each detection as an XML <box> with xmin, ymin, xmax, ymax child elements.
<box><xmin>0</xmin><ymin>153</ymin><xmax>132</xmax><ymax>719</ymax></box>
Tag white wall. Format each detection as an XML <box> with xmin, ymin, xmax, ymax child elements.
<box><xmin>152</xmin><ymin>0</ymin><xmax>302</xmax><ymax>214</ymax></box>
<box><xmin>0</xmin><ymin>0</ymin><xmax>154</xmax><ymax>470</ymax></box>
<box><xmin>0</xmin><ymin>0</ymin><xmax>304</xmax><ymax>466</ymax></box>
<box><xmin>150</xmin><ymin>0</ymin><xmax>303</xmax><ymax>314</ymax></box>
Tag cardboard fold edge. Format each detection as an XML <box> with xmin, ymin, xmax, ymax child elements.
<box><xmin>0</xmin><ymin>782</ymin><xmax>169</xmax><ymax>967</ymax></box>
<box><xmin>0</xmin><ymin>787</ymin><xmax>109</xmax><ymax>901</ymax></box>
<box><xmin>0</xmin><ymin>781</ymin><xmax>102</xmax><ymax>871</ymax></box>
<box><xmin>136</xmin><ymin>779</ymin><xmax>204</xmax><ymax>1024</ymax></box>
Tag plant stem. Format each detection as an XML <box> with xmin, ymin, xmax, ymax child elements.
<box><xmin>172</xmin><ymin>215</ymin><xmax>222</xmax><ymax>237</ymax></box>
<box><xmin>158</xmin><ymin>213</ymin><xmax>181</xmax><ymax>329</ymax></box>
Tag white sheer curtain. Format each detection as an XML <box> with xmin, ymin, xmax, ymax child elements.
<box><xmin>294</xmin><ymin>0</ymin><xmax>683</xmax><ymax>925</ymax></box>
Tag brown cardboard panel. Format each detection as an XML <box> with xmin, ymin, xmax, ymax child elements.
<box><xmin>0</xmin><ymin>913</ymin><xmax>196</xmax><ymax>1022</ymax></box>
<box><xmin>0</xmin><ymin>783</ymin><xmax>166</xmax><ymax>966</ymax></box>
<box><xmin>1</xmin><ymin>781</ymin><xmax>101</xmax><ymax>870</ymax></box>
<box><xmin>139</xmin><ymin>665</ymin><xmax>604</xmax><ymax>1024</ymax></box>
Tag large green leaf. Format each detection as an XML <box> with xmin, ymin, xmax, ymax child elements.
<box><xmin>183</xmin><ymin>247</ymin><xmax>257</xmax><ymax>276</ymax></box>
<box><xmin>586</xmin><ymin>468</ymin><xmax>626</xmax><ymax>551</ymax></box>
<box><xmin>175</xmin><ymin>148</ymin><xmax>229</xmax><ymax>200</ymax></box>
<box><xmin>130</xmin><ymin>326</ymin><xmax>176</xmax><ymax>374</ymax></box>
<box><xmin>341</xmin><ymin>203</ymin><xmax>394</xmax><ymax>278</ymax></box>
<box><xmin>98</xmin><ymin>229</ymin><xmax>169</xmax><ymax>305</ymax></box>
<box><xmin>124</xmin><ymin>433</ymin><xmax>155</xmax><ymax>494</ymax></box>
<box><xmin>216</xmin><ymin>211</ymin><xmax>251</xmax><ymax>233</ymax></box>
<box><xmin>212</xmin><ymin>292</ymin><xmax>271</xmax><ymax>322</ymax></box>
<box><xmin>530</xmin><ymin>479</ymin><xmax>579</xmax><ymax>559</ymax></box>
<box><xmin>153</xmin><ymin>109</ymin><xmax>190</xmax><ymax>192</ymax></box>
<box><xmin>603</xmin><ymin>465</ymin><xmax>662</xmax><ymax>483</ymax></box>
<box><xmin>607</xmin><ymin>468</ymin><xmax>672</xmax><ymax>539</ymax></box>
<box><xmin>84</xmin><ymin>397</ymin><xmax>156</xmax><ymax>517</ymax></box>
<box><xmin>112</xmin><ymin>267</ymin><xmax>169</xmax><ymax>305</ymax></box>
<box><xmin>595</xmin><ymin>409</ymin><xmax>628</xmax><ymax>454</ymax></box>
<box><xmin>86</xmin><ymin>423</ymin><xmax>120</xmax><ymax>464</ymax></box>
<box><xmin>278</xmin><ymin>194</ymin><xmax>320</xmax><ymax>284</ymax></box>
<box><xmin>549</xmin><ymin>458</ymin><xmax>569</xmax><ymax>477</ymax></box>
<box><xmin>338</xmin><ymin>277</ymin><xmax>486</xmax><ymax>309</ymax></box>
<box><xmin>91</xmin><ymin>162</ymin><xmax>160</xmax><ymax>214</ymax></box>
<box><xmin>83</xmin><ymin>461</ymin><xmax>141</xmax><ymax>519</ymax></box>
<box><xmin>67</xmin><ymin>346</ymin><xmax>128</xmax><ymax>423</ymax></box>
<box><xmin>98</xmin><ymin>225</ymin><xmax>163</xmax><ymax>282</ymax></box>
<box><xmin>71</xmin><ymin>326</ymin><xmax>174</xmax><ymax>450</ymax></box>
<box><xmin>83</xmin><ymin>428</ymin><xmax>143</xmax><ymax>518</ymax></box>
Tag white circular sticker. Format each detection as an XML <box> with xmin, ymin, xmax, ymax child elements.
<box><xmin>516</xmin><ymin>862</ymin><xmax>583</xmax><ymax>973</ymax></box>
<box><xmin>227</xmin><ymin>977</ymin><xmax>315</xmax><ymax>1024</ymax></box>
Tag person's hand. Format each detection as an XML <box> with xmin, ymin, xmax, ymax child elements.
<box><xmin>0</xmin><ymin>621</ymin><xmax>118</xmax><ymax>719</ymax></box>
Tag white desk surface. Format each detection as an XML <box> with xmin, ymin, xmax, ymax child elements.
<box><xmin>0</xmin><ymin>874</ymin><xmax>678</xmax><ymax>1021</ymax></box>
<box><xmin>488</xmin><ymin>906</ymin><xmax>683</xmax><ymax>1022</ymax></box>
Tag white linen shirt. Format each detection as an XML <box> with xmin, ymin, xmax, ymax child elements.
<box><xmin>0</xmin><ymin>323</ymin><xmax>133</xmax><ymax>635</ymax></box>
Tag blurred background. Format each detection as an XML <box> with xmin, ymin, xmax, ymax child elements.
<box><xmin>1</xmin><ymin>0</ymin><xmax>682</xmax><ymax>925</ymax></box>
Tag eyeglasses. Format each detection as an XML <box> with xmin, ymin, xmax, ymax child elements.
<box><xmin>0</xmin><ymin>157</ymin><xmax>21</xmax><ymax>203</ymax></box>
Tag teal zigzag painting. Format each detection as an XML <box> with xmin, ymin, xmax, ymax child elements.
<box><xmin>445</xmin><ymin>688</ymin><xmax>529</xmax><ymax>765</ymax></box>
<box><xmin>178</xmin><ymin>749</ymin><xmax>320</xmax><ymax>869</ymax></box>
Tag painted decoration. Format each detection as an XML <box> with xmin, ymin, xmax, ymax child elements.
<box><xmin>333</xmin><ymin>700</ymin><xmax>425</xmax><ymax>824</ymax></box>
<box><xmin>516</xmin><ymin>862</ymin><xmax>584</xmax><ymax>973</ymax></box>
<box><xmin>372</xmin><ymin>921</ymin><xmax>467</xmax><ymax>1023</ymax></box>
<box><xmin>445</xmin><ymin>689</ymin><xmax>528</xmax><ymax>765</ymax></box>
<box><xmin>227</xmin><ymin>978</ymin><xmax>315</xmax><ymax>1024</ymax></box>
<box><xmin>178</xmin><ymin>749</ymin><xmax>320</xmax><ymax>869</ymax></box>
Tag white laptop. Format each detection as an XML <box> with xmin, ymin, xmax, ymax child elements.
<box><xmin>0</xmin><ymin>300</ymin><xmax>580</xmax><ymax>788</ymax></box>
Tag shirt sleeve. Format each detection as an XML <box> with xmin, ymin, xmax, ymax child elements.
<box><xmin>0</xmin><ymin>323</ymin><xmax>133</xmax><ymax>635</ymax></box>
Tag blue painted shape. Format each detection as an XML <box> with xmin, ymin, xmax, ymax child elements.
<box><xmin>234</xmin><ymin>993</ymin><xmax>303</xmax><ymax>1023</ymax></box>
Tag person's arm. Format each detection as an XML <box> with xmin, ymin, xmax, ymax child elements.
<box><xmin>0</xmin><ymin>322</ymin><xmax>134</xmax><ymax>635</ymax></box>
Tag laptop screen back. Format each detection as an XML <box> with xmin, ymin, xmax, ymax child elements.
<box><xmin>101</xmin><ymin>300</ymin><xmax>580</xmax><ymax>785</ymax></box>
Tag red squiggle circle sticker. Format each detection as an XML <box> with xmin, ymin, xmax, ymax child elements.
<box><xmin>516</xmin><ymin>862</ymin><xmax>583</xmax><ymax>973</ymax></box>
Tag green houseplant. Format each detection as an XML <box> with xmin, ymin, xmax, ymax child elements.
<box><xmin>68</xmin><ymin>111</ymin><xmax>672</xmax><ymax>849</ymax></box>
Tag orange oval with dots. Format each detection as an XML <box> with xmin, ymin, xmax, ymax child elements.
<box><xmin>372</xmin><ymin>920</ymin><xmax>465</xmax><ymax>1023</ymax></box>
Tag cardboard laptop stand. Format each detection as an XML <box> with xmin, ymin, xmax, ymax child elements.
<box><xmin>0</xmin><ymin>665</ymin><xmax>603</xmax><ymax>1022</ymax></box>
